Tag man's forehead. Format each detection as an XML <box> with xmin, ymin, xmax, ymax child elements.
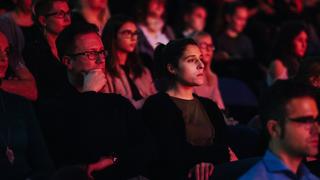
<box><xmin>74</xmin><ymin>33</ymin><xmax>103</xmax><ymax>50</ymax></box>
<box><xmin>286</xmin><ymin>96</ymin><xmax>318</xmax><ymax>117</ymax></box>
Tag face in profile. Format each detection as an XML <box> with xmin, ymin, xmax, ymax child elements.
<box><xmin>0</xmin><ymin>33</ymin><xmax>9</xmax><ymax>78</ymax></box>
<box><xmin>229</xmin><ymin>7</ymin><xmax>249</xmax><ymax>34</ymax></box>
<box><xmin>187</xmin><ymin>7</ymin><xmax>207</xmax><ymax>32</ymax></box>
<box><xmin>41</xmin><ymin>1</ymin><xmax>71</xmax><ymax>35</ymax></box>
<box><xmin>170</xmin><ymin>44</ymin><xmax>205</xmax><ymax>86</ymax></box>
<box><xmin>195</xmin><ymin>34</ymin><xmax>214</xmax><ymax>65</ymax></box>
<box><xmin>66</xmin><ymin>32</ymin><xmax>106</xmax><ymax>74</ymax></box>
<box><xmin>116</xmin><ymin>21</ymin><xmax>138</xmax><ymax>53</ymax></box>
<box><xmin>281</xmin><ymin>97</ymin><xmax>319</xmax><ymax>157</ymax></box>
<box><xmin>293</xmin><ymin>31</ymin><xmax>308</xmax><ymax>58</ymax></box>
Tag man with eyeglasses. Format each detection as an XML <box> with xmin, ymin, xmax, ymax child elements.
<box><xmin>240</xmin><ymin>80</ymin><xmax>319</xmax><ymax>179</ymax></box>
<box><xmin>37</xmin><ymin>22</ymin><xmax>151</xmax><ymax>179</ymax></box>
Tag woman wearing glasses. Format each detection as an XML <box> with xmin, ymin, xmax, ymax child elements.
<box><xmin>102</xmin><ymin>15</ymin><xmax>157</xmax><ymax>109</ymax></box>
<box><xmin>23</xmin><ymin>0</ymin><xmax>71</xmax><ymax>98</ymax></box>
<box><xmin>141</xmin><ymin>39</ymin><xmax>231</xmax><ymax>180</ymax></box>
<box><xmin>192</xmin><ymin>32</ymin><xmax>225</xmax><ymax>110</ymax></box>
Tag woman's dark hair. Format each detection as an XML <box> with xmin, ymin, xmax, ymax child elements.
<box><xmin>154</xmin><ymin>38</ymin><xmax>198</xmax><ymax>80</ymax></box>
<box><xmin>272</xmin><ymin>21</ymin><xmax>308</xmax><ymax>58</ymax></box>
<box><xmin>101</xmin><ymin>15</ymin><xmax>143</xmax><ymax>79</ymax></box>
<box><xmin>270</xmin><ymin>21</ymin><xmax>308</xmax><ymax>77</ymax></box>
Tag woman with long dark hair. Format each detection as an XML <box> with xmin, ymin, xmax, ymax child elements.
<box><xmin>142</xmin><ymin>39</ymin><xmax>232</xmax><ymax>180</ymax></box>
<box><xmin>268</xmin><ymin>21</ymin><xmax>308</xmax><ymax>84</ymax></box>
<box><xmin>102</xmin><ymin>15</ymin><xmax>156</xmax><ymax>108</ymax></box>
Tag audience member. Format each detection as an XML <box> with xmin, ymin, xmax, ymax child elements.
<box><xmin>136</xmin><ymin>0</ymin><xmax>175</xmax><ymax>60</ymax></box>
<box><xmin>38</xmin><ymin>22</ymin><xmax>151</xmax><ymax>179</ymax></box>
<box><xmin>176</xmin><ymin>3</ymin><xmax>207</xmax><ymax>38</ymax></box>
<box><xmin>23</xmin><ymin>0</ymin><xmax>71</xmax><ymax>98</ymax></box>
<box><xmin>7</xmin><ymin>0</ymin><xmax>39</xmax><ymax>42</ymax></box>
<box><xmin>72</xmin><ymin>0</ymin><xmax>110</xmax><ymax>34</ymax></box>
<box><xmin>142</xmin><ymin>39</ymin><xmax>232</xmax><ymax>180</ymax></box>
<box><xmin>102</xmin><ymin>15</ymin><xmax>157</xmax><ymax>109</ymax></box>
<box><xmin>268</xmin><ymin>21</ymin><xmax>308</xmax><ymax>85</ymax></box>
<box><xmin>215</xmin><ymin>2</ymin><xmax>254</xmax><ymax>61</ymax></box>
<box><xmin>0</xmin><ymin>31</ymin><xmax>54</xmax><ymax>180</ymax></box>
<box><xmin>240</xmin><ymin>80</ymin><xmax>319</xmax><ymax>179</ymax></box>
<box><xmin>192</xmin><ymin>32</ymin><xmax>225</xmax><ymax>110</ymax></box>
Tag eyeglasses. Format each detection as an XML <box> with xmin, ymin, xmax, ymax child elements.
<box><xmin>0</xmin><ymin>47</ymin><xmax>10</xmax><ymax>61</ymax></box>
<box><xmin>68</xmin><ymin>50</ymin><xmax>108</xmax><ymax>61</ymax></box>
<box><xmin>119</xmin><ymin>30</ymin><xmax>138</xmax><ymax>39</ymax></box>
<box><xmin>198</xmin><ymin>42</ymin><xmax>215</xmax><ymax>51</ymax></box>
<box><xmin>287</xmin><ymin>116</ymin><xmax>320</xmax><ymax>130</ymax></box>
<box><xmin>45</xmin><ymin>10</ymin><xmax>71</xmax><ymax>19</ymax></box>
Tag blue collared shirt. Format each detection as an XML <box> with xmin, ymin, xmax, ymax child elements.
<box><xmin>239</xmin><ymin>150</ymin><xmax>319</xmax><ymax>180</ymax></box>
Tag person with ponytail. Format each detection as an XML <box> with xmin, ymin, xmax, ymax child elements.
<box><xmin>142</xmin><ymin>38</ymin><xmax>232</xmax><ymax>180</ymax></box>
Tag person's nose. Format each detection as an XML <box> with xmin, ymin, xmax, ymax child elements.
<box><xmin>197</xmin><ymin>59</ymin><xmax>204</xmax><ymax>70</ymax></box>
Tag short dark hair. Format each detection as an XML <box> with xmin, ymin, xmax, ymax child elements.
<box><xmin>33</xmin><ymin>0</ymin><xmax>68</xmax><ymax>20</ymax></box>
<box><xmin>224</xmin><ymin>2</ymin><xmax>247</xmax><ymax>16</ymax></box>
<box><xmin>260</xmin><ymin>80</ymin><xmax>316</xmax><ymax>139</ymax></box>
<box><xmin>56</xmin><ymin>22</ymin><xmax>99</xmax><ymax>60</ymax></box>
<box><xmin>184</xmin><ymin>2</ymin><xmax>206</xmax><ymax>16</ymax></box>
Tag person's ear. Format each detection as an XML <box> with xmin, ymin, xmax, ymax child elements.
<box><xmin>38</xmin><ymin>15</ymin><xmax>47</xmax><ymax>27</ymax></box>
<box><xmin>62</xmin><ymin>56</ymin><xmax>73</xmax><ymax>70</ymax></box>
<box><xmin>167</xmin><ymin>64</ymin><xmax>176</xmax><ymax>75</ymax></box>
<box><xmin>267</xmin><ymin>120</ymin><xmax>282</xmax><ymax>139</ymax></box>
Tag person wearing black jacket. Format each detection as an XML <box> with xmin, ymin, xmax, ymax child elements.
<box><xmin>37</xmin><ymin>22</ymin><xmax>151</xmax><ymax>179</ymax></box>
<box><xmin>142</xmin><ymin>39</ymin><xmax>230</xmax><ymax>180</ymax></box>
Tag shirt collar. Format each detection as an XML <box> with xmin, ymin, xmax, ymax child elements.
<box><xmin>263</xmin><ymin>150</ymin><xmax>312</xmax><ymax>177</ymax></box>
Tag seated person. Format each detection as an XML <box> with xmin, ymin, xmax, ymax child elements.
<box><xmin>240</xmin><ymin>80</ymin><xmax>319</xmax><ymax>179</ymax></box>
<box><xmin>268</xmin><ymin>21</ymin><xmax>308</xmax><ymax>85</ymax></box>
<box><xmin>0</xmin><ymin>8</ymin><xmax>37</xmax><ymax>101</ymax></box>
<box><xmin>0</xmin><ymin>31</ymin><xmax>54</xmax><ymax>180</ymax></box>
<box><xmin>23</xmin><ymin>0</ymin><xmax>71</xmax><ymax>98</ymax></box>
<box><xmin>142</xmin><ymin>39</ymin><xmax>234</xmax><ymax>180</ymax></box>
<box><xmin>72</xmin><ymin>0</ymin><xmax>110</xmax><ymax>34</ymax></box>
<box><xmin>136</xmin><ymin>0</ymin><xmax>175</xmax><ymax>62</ymax></box>
<box><xmin>215</xmin><ymin>2</ymin><xmax>254</xmax><ymax>61</ymax></box>
<box><xmin>102</xmin><ymin>15</ymin><xmax>157</xmax><ymax>109</ymax></box>
<box><xmin>37</xmin><ymin>22</ymin><xmax>150</xmax><ymax>180</ymax></box>
<box><xmin>176</xmin><ymin>3</ymin><xmax>207</xmax><ymax>38</ymax></box>
<box><xmin>192</xmin><ymin>32</ymin><xmax>225</xmax><ymax>110</ymax></box>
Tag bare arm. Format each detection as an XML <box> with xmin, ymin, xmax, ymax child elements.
<box><xmin>1</xmin><ymin>63</ymin><xmax>38</xmax><ymax>101</ymax></box>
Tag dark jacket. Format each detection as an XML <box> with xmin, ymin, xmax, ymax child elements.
<box><xmin>0</xmin><ymin>90</ymin><xmax>54</xmax><ymax>180</ymax></box>
<box><xmin>37</xmin><ymin>83</ymin><xmax>152</xmax><ymax>179</ymax></box>
<box><xmin>23</xmin><ymin>33</ymin><xmax>68</xmax><ymax>99</ymax></box>
<box><xmin>142</xmin><ymin>92</ymin><xmax>230</xmax><ymax>180</ymax></box>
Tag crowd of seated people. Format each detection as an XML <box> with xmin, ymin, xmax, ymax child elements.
<box><xmin>1</xmin><ymin>0</ymin><xmax>320</xmax><ymax>179</ymax></box>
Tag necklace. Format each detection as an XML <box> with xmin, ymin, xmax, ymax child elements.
<box><xmin>0</xmin><ymin>91</ymin><xmax>15</xmax><ymax>165</ymax></box>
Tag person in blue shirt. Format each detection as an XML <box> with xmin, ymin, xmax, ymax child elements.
<box><xmin>240</xmin><ymin>80</ymin><xmax>320</xmax><ymax>180</ymax></box>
